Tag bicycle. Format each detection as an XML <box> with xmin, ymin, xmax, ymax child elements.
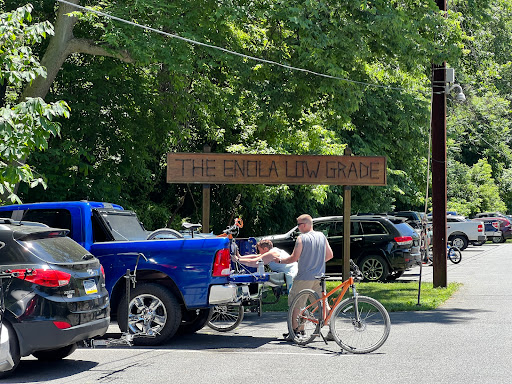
<box><xmin>427</xmin><ymin>242</ymin><xmax>462</xmax><ymax>264</ymax></box>
<box><xmin>287</xmin><ymin>260</ymin><xmax>390</xmax><ymax>353</ymax></box>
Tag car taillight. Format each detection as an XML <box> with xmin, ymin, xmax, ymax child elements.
<box><xmin>212</xmin><ymin>248</ymin><xmax>231</xmax><ymax>277</ymax></box>
<box><xmin>394</xmin><ymin>236</ymin><xmax>413</xmax><ymax>246</ymax></box>
<box><xmin>492</xmin><ymin>221</ymin><xmax>500</xmax><ymax>230</ymax></box>
<box><xmin>53</xmin><ymin>321</ymin><xmax>71</xmax><ymax>329</ymax></box>
<box><xmin>12</xmin><ymin>269</ymin><xmax>71</xmax><ymax>287</ymax></box>
<box><xmin>478</xmin><ymin>224</ymin><xmax>483</xmax><ymax>232</ymax></box>
<box><xmin>100</xmin><ymin>264</ymin><xmax>105</xmax><ymax>279</ymax></box>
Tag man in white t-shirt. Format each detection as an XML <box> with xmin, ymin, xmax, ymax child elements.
<box><xmin>236</xmin><ymin>239</ymin><xmax>297</xmax><ymax>290</ymax></box>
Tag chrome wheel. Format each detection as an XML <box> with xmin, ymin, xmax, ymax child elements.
<box><xmin>128</xmin><ymin>293</ymin><xmax>167</xmax><ymax>336</ymax></box>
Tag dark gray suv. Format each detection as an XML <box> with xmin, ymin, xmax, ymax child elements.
<box><xmin>0</xmin><ymin>219</ymin><xmax>110</xmax><ymax>378</ymax></box>
<box><xmin>262</xmin><ymin>215</ymin><xmax>421</xmax><ymax>282</ymax></box>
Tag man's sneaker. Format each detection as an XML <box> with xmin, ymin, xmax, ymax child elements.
<box><xmin>282</xmin><ymin>329</ymin><xmax>305</xmax><ymax>341</ymax></box>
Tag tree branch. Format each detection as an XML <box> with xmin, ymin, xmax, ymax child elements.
<box><xmin>67</xmin><ymin>38</ymin><xmax>134</xmax><ymax>63</ymax></box>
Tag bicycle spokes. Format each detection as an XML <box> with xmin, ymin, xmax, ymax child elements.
<box><xmin>330</xmin><ymin>296</ymin><xmax>390</xmax><ymax>354</ymax></box>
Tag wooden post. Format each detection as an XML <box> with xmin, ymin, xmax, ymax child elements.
<box><xmin>202</xmin><ymin>144</ymin><xmax>211</xmax><ymax>233</ymax></box>
<box><xmin>343</xmin><ymin>147</ymin><xmax>352</xmax><ymax>281</ymax></box>
<box><xmin>432</xmin><ymin>0</ymin><xmax>448</xmax><ymax>288</ymax></box>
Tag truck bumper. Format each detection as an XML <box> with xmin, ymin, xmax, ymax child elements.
<box><xmin>477</xmin><ymin>235</ymin><xmax>486</xmax><ymax>242</ymax></box>
<box><xmin>209</xmin><ymin>284</ymin><xmax>239</xmax><ymax>305</ymax></box>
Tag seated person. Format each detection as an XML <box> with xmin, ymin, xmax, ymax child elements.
<box><xmin>236</xmin><ymin>239</ymin><xmax>297</xmax><ymax>290</ymax></box>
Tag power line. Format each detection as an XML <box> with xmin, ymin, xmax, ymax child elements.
<box><xmin>56</xmin><ymin>0</ymin><xmax>429</xmax><ymax>95</ymax></box>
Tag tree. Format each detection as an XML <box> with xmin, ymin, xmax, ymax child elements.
<box><xmin>0</xmin><ymin>4</ymin><xmax>69</xmax><ymax>203</ymax></box>
<box><xmin>12</xmin><ymin>1</ymin><xmax>467</xmax><ymax>233</ymax></box>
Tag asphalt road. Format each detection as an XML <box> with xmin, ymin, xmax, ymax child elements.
<box><xmin>6</xmin><ymin>242</ymin><xmax>512</xmax><ymax>384</ymax></box>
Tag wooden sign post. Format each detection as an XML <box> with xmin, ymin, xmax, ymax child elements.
<box><xmin>167</xmin><ymin>151</ymin><xmax>387</xmax><ymax>280</ymax></box>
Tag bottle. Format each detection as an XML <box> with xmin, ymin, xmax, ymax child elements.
<box><xmin>257</xmin><ymin>260</ymin><xmax>265</xmax><ymax>275</ymax></box>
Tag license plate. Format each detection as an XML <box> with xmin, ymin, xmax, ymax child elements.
<box><xmin>83</xmin><ymin>279</ymin><xmax>98</xmax><ymax>295</ymax></box>
<box><xmin>494</xmin><ymin>231</ymin><xmax>502</xmax><ymax>237</ymax></box>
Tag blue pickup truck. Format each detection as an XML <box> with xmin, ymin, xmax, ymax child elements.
<box><xmin>0</xmin><ymin>201</ymin><xmax>255</xmax><ymax>345</ymax></box>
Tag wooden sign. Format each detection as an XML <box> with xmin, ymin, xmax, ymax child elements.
<box><xmin>167</xmin><ymin>153</ymin><xmax>386</xmax><ymax>186</ymax></box>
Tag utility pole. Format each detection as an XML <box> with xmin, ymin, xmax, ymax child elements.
<box><xmin>431</xmin><ymin>0</ymin><xmax>448</xmax><ymax>288</ymax></box>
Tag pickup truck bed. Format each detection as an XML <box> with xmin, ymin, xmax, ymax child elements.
<box><xmin>0</xmin><ymin>201</ymin><xmax>266</xmax><ymax>345</ymax></box>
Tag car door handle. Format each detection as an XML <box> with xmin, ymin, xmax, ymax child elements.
<box><xmin>352</xmin><ymin>237</ymin><xmax>363</xmax><ymax>242</ymax></box>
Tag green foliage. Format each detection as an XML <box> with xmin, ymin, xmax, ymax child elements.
<box><xmin>447</xmin><ymin>158</ymin><xmax>506</xmax><ymax>216</ymax></box>
<box><xmin>445</xmin><ymin>0</ymin><xmax>512</xmax><ymax>216</ymax></box>
<box><xmin>9</xmin><ymin>0</ymin><xmax>511</xmax><ymax>234</ymax></box>
<box><xmin>0</xmin><ymin>4</ymin><xmax>69</xmax><ymax>203</ymax></box>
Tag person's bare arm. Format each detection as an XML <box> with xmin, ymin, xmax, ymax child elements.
<box><xmin>237</xmin><ymin>254</ymin><xmax>263</xmax><ymax>262</ymax></box>
<box><xmin>279</xmin><ymin>237</ymin><xmax>302</xmax><ymax>264</ymax></box>
<box><xmin>325</xmin><ymin>239</ymin><xmax>333</xmax><ymax>262</ymax></box>
<box><xmin>238</xmin><ymin>250</ymin><xmax>277</xmax><ymax>267</ymax></box>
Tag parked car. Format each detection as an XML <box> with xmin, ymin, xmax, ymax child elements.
<box><xmin>471</xmin><ymin>218</ymin><xmax>502</xmax><ymax>244</ymax></box>
<box><xmin>261</xmin><ymin>215</ymin><xmax>421</xmax><ymax>282</ymax></box>
<box><xmin>387</xmin><ymin>211</ymin><xmax>424</xmax><ymax>230</ymax></box>
<box><xmin>443</xmin><ymin>215</ymin><xmax>486</xmax><ymax>250</ymax></box>
<box><xmin>0</xmin><ymin>219</ymin><xmax>110</xmax><ymax>378</ymax></box>
<box><xmin>474</xmin><ymin>217</ymin><xmax>512</xmax><ymax>243</ymax></box>
<box><xmin>473</xmin><ymin>212</ymin><xmax>508</xmax><ymax>219</ymax></box>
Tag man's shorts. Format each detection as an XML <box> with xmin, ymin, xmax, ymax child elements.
<box><xmin>287</xmin><ymin>279</ymin><xmax>322</xmax><ymax>307</ymax></box>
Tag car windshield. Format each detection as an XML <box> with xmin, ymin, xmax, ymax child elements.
<box><xmin>19</xmin><ymin>235</ymin><xmax>92</xmax><ymax>263</ymax></box>
<box><xmin>97</xmin><ymin>210</ymin><xmax>147</xmax><ymax>241</ymax></box>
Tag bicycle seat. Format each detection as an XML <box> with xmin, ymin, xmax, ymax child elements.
<box><xmin>182</xmin><ymin>222</ymin><xmax>202</xmax><ymax>230</ymax></box>
<box><xmin>314</xmin><ymin>274</ymin><xmax>331</xmax><ymax>280</ymax></box>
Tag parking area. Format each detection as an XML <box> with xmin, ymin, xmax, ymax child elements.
<box><xmin>7</xmin><ymin>242</ymin><xmax>512</xmax><ymax>384</ymax></box>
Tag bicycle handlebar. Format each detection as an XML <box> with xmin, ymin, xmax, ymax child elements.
<box><xmin>350</xmin><ymin>260</ymin><xmax>363</xmax><ymax>281</ymax></box>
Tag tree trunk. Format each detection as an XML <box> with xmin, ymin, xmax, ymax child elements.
<box><xmin>21</xmin><ymin>0</ymin><xmax>133</xmax><ymax>100</ymax></box>
<box><xmin>21</xmin><ymin>0</ymin><xmax>79</xmax><ymax>100</ymax></box>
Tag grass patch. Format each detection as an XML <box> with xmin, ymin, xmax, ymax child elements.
<box><xmin>261</xmin><ymin>281</ymin><xmax>462</xmax><ymax>312</ymax></box>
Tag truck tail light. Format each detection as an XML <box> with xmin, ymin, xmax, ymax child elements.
<box><xmin>492</xmin><ymin>221</ymin><xmax>500</xmax><ymax>230</ymax></box>
<box><xmin>478</xmin><ymin>224</ymin><xmax>483</xmax><ymax>232</ymax></box>
<box><xmin>100</xmin><ymin>264</ymin><xmax>105</xmax><ymax>279</ymax></box>
<box><xmin>12</xmin><ymin>269</ymin><xmax>71</xmax><ymax>287</ymax></box>
<box><xmin>394</xmin><ymin>236</ymin><xmax>413</xmax><ymax>246</ymax></box>
<box><xmin>213</xmin><ymin>248</ymin><xmax>231</xmax><ymax>276</ymax></box>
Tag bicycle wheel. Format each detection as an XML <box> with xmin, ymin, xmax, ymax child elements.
<box><xmin>287</xmin><ymin>289</ymin><xmax>322</xmax><ymax>345</ymax></box>
<box><xmin>330</xmin><ymin>295</ymin><xmax>390</xmax><ymax>354</ymax></box>
<box><xmin>448</xmin><ymin>246</ymin><xmax>462</xmax><ymax>264</ymax></box>
<box><xmin>206</xmin><ymin>304</ymin><xmax>244</xmax><ymax>332</ymax></box>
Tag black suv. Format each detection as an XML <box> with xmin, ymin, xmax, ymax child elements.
<box><xmin>262</xmin><ymin>215</ymin><xmax>420</xmax><ymax>282</ymax></box>
<box><xmin>0</xmin><ymin>219</ymin><xmax>110</xmax><ymax>378</ymax></box>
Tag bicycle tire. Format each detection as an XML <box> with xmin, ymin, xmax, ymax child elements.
<box><xmin>287</xmin><ymin>289</ymin><xmax>322</xmax><ymax>345</ymax></box>
<box><xmin>330</xmin><ymin>295</ymin><xmax>390</xmax><ymax>354</ymax></box>
<box><xmin>206</xmin><ymin>304</ymin><xmax>244</xmax><ymax>332</ymax></box>
<box><xmin>448</xmin><ymin>246</ymin><xmax>462</xmax><ymax>264</ymax></box>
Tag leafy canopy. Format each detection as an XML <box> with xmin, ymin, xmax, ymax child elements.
<box><xmin>0</xmin><ymin>3</ymin><xmax>70</xmax><ymax>202</ymax></box>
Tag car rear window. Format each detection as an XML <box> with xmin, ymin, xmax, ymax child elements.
<box><xmin>394</xmin><ymin>222</ymin><xmax>417</xmax><ymax>237</ymax></box>
<box><xmin>19</xmin><ymin>236</ymin><xmax>91</xmax><ymax>264</ymax></box>
<box><xmin>96</xmin><ymin>210</ymin><xmax>147</xmax><ymax>241</ymax></box>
